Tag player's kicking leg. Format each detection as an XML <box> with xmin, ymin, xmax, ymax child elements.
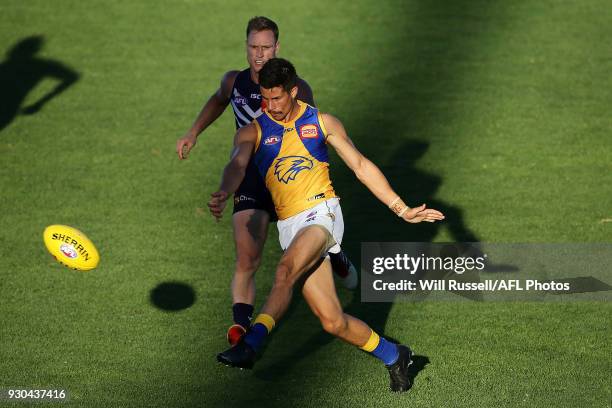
<box><xmin>217</xmin><ymin>225</ymin><xmax>330</xmax><ymax>368</ymax></box>
<box><xmin>226</xmin><ymin>208</ymin><xmax>269</xmax><ymax>345</ymax></box>
<box><xmin>301</xmin><ymin>259</ymin><xmax>413</xmax><ymax>392</ymax></box>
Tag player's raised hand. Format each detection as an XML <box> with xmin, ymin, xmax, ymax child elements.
<box><xmin>176</xmin><ymin>133</ymin><xmax>197</xmax><ymax>160</ymax></box>
<box><xmin>208</xmin><ymin>190</ymin><xmax>230</xmax><ymax>221</ymax></box>
<box><xmin>402</xmin><ymin>204</ymin><xmax>445</xmax><ymax>224</ymax></box>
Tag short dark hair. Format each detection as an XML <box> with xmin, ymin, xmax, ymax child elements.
<box><xmin>246</xmin><ymin>16</ymin><xmax>279</xmax><ymax>42</ymax></box>
<box><xmin>259</xmin><ymin>58</ymin><xmax>297</xmax><ymax>93</ymax></box>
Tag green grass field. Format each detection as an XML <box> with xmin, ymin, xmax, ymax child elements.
<box><xmin>1</xmin><ymin>0</ymin><xmax>611</xmax><ymax>407</ymax></box>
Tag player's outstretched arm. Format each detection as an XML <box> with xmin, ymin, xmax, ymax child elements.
<box><xmin>323</xmin><ymin>113</ymin><xmax>445</xmax><ymax>224</ymax></box>
<box><xmin>208</xmin><ymin>123</ymin><xmax>258</xmax><ymax>220</ymax></box>
<box><xmin>176</xmin><ymin>70</ymin><xmax>239</xmax><ymax>160</ymax></box>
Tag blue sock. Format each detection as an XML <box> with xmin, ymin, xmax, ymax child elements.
<box><xmin>232</xmin><ymin>303</ymin><xmax>254</xmax><ymax>328</ymax></box>
<box><xmin>243</xmin><ymin>323</ymin><xmax>269</xmax><ymax>352</ymax></box>
<box><xmin>371</xmin><ymin>337</ymin><xmax>400</xmax><ymax>366</ymax></box>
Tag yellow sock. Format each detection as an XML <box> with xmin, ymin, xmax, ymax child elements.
<box><xmin>253</xmin><ymin>313</ymin><xmax>275</xmax><ymax>333</ymax></box>
<box><xmin>360</xmin><ymin>330</ymin><xmax>380</xmax><ymax>352</ymax></box>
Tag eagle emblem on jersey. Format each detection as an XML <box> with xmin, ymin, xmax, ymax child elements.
<box><xmin>274</xmin><ymin>156</ymin><xmax>314</xmax><ymax>184</ymax></box>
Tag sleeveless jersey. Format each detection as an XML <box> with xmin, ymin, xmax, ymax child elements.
<box><xmin>253</xmin><ymin>101</ymin><xmax>337</xmax><ymax>220</ymax></box>
<box><xmin>230</xmin><ymin>69</ymin><xmax>263</xmax><ymax>129</ymax></box>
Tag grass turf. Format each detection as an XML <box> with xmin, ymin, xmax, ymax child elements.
<box><xmin>0</xmin><ymin>0</ymin><xmax>610</xmax><ymax>407</ymax></box>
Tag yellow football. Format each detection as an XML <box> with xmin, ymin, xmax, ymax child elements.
<box><xmin>43</xmin><ymin>225</ymin><xmax>100</xmax><ymax>271</ymax></box>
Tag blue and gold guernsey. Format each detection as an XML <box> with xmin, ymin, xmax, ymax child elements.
<box><xmin>253</xmin><ymin>101</ymin><xmax>337</xmax><ymax>220</ymax></box>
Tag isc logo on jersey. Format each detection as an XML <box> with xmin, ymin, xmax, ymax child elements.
<box><xmin>299</xmin><ymin>124</ymin><xmax>318</xmax><ymax>139</ymax></box>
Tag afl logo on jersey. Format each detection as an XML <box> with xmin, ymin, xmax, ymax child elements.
<box><xmin>264</xmin><ymin>135</ymin><xmax>281</xmax><ymax>145</ymax></box>
<box><xmin>299</xmin><ymin>124</ymin><xmax>319</xmax><ymax>139</ymax></box>
<box><xmin>274</xmin><ymin>156</ymin><xmax>314</xmax><ymax>184</ymax></box>
<box><xmin>234</xmin><ymin>96</ymin><xmax>247</xmax><ymax>105</ymax></box>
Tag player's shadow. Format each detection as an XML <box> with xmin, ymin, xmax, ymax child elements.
<box><xmin>0</xmin><ymin>35</ymin><xmax>80</xmax><ymax>134</ymax></box>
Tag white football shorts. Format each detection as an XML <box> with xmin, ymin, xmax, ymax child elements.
<box><xmin>277</xmin><ymin>198</ymin><xmax>344</xmax><ymax>254</ymax></box>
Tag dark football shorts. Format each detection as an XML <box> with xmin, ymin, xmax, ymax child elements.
<box><xmin>232</xmin><ymin>159</ymin><xmax>277</xmax><ymax>222</ymax></box>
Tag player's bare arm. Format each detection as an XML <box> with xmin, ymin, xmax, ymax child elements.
<box><xmin>322</xmin><ymin>113</ymin><xmax>445</xmax><ymax>223</ymax></box>
<box><xmin>176</xmin><ymin>70</ymin><xmax>239</xmax><ymax>159</ymax></box>
<box><xmin>207</xmin><ymin>123</ymin><xmax>258</xmax><ymax>219</ymax></box>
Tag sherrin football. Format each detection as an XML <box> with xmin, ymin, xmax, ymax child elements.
<box><xmin>43</xmin><ymin>225</ymin><xmax>100</xmax><ymax>271</ymax></box>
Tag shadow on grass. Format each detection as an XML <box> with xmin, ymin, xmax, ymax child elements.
<box><xmin>150</xmin><ymin>281</ymin><xmax>196</xmax><ymax>311</ymax></box>
<box><xmin>409</xmin><ymin>354</ymin><xmax>431</xmax><ymax>385</ymax></box>
<box><xmin>0</xmin><ymin>35</ymin><xmax>79</xmax><ymax>134</ymax></box>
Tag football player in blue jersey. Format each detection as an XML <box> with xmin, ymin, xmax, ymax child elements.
<box><xmin>176</xmin><ymin>17</ymin><xmax>358</xmax><ymax>347</ymax></box>
<box><xmin>209</xmin><ymin>58</ymin><xmax>445</xmax><ymax>392</ymax></box>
